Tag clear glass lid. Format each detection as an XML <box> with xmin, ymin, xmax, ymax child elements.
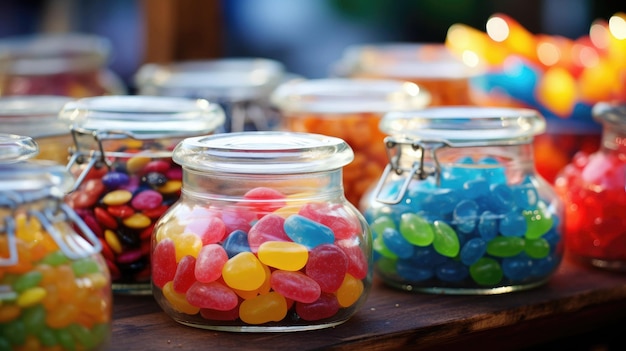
<box><xmin>58</xmin><ymin>95</ymin><xmax>225</xmax><ymax>139</ymax></box>
<box><xmin>380</xmin><ymin>106</ymin><xmax>546</xmax><ymax>146</ymax></box>
<box><xmin>173</xmin><ymin>131</ymin><xmax>354</xmax><ymax>174</ymax></box>
<box><xmin>592</xmin><ymin>101</ymin><xmax>626</xmax><ymax>128</ymax></box>
<box><xmin>270</xmin><ymin>78</ymin><xmax>431</xmax><ymax>114</ymax></box>
<box><xmin>0</xmin><ymin>95</ymin><xmax>74</xmax><ymax>138</ymax></box>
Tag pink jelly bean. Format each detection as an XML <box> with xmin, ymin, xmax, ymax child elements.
<box><xmin>295</xmin><ymin>293</ymin><xmax>340</xmax><ymax>321</ymax></box>
<box><xmin>173</xmin><ymin>255</ymin><xmax>197</xmax><ymax>293</ymax></box>
<box><xmin>336</xmin><ymin>238</ymin><xmax>369</xmax><ymax>280</ymax></box>
<box><xmin>305</xmin><ymin>244</ymin><xmax>349</xmax><ymax>293</ymax></box>
<box><xmin>243</xmin><ymin>187</ymin><xmax>287</xmax><ymax>215</ymax></box>
<box><xmin>152</xmin><ymin>239</ymin><xmax>177</xmax><ymax>288</ymax></box>
<box><xmin>195</xmin><ymin>244</ymin><xmax>228</xmax><ymax>283</ymax></box>
<box><xmin>131</xmin><ymin>189</ymin><xmax>164</xmax><ymax>211</ymax></box>
<box><xmin>221</xmin><ymin>207</ymin><xmax>255</xmax><ymax>233</ymax></box>
<box><xmin>270</xmin><ymin>270</ymin><xmax>321</xmax><ymax>303</ymax></box>
<box><xmin>116</xmin><ymin>249</ymin><xmax>144</xmax><ymax>264</ymax></box>
<box><xmin>166</xmin><ymin>167</ymin><xmax>183</xmax><ymax>181</ymax></box>
<box><xmin>248</xmin><ymin>214</ymin><xmax>291</xmax><ymax>253</ymax></box>
<box><xmin>200</xmin><ymin>305</ymin><xmax>240</xmax><ymax>321</ymax></box>
<box><xmin>185</xmin><ymin>216</ymin><xmax>227</xmax><ymax>245</ymax></box>
<box><xmin>80</xmin><ymin>210</ymin><xmax>103</xmax><ymax>237</ymax></box>
<box><xmin>299</xmin><ymin>202</ymin><xmax>359</xmax><ymax>240</ymax></box>
<box><xmin>186</xmin><ymin>281</ymin><xmax>239</xmax><ymax>311</ymax></box>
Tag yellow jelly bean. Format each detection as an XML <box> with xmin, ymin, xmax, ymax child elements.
<box><xmin>222</xmin><ymin>252</ymin><xmax>266</xmax><ymax>291</ymax></box>
<box><xmin>157</xmin><ymin>180</ymin><xmax>182</xmax><ymax>194</ymax></box>
<box><xmin>257</xmin><ymin>241</ymin><xmax>309</xmax><ymax>271</ymax></box>
<box><xmin>336</xmin><ymin>273</ymin><xmax>363</xmax><ymax>308</ymax></box>
<box><xmin>102</xmin><ymin>190</ymin><xmax>133</xmax><ymax>206</ymax></box>
<box><xmin>232</xmin><ymin>264</ymin><xmax>272</xmax><ymax>300</ymax></box>
<box><xmin>17</xmin><ymin>287</ymin><xmax>47</xmax><ymax>307</ymax></box>
<box><xmin>122</xmin><ymin>213</ymin><xmax>152</xmax><ymax>229</ymax></box>
<box><xmin>173</xmin><ymin>232</ymin><xmax>202</xmax><ymax>261</ymax></box>
<box><xmin>162</xmin><ymin>282</ymin><xmax>200</xmax><ymax>315</ymax></box>
<box><xmin>126</xmin><ymin>155</ymin><xmax>151</xmax><ymax>174</ymax></box>
<box><xmin>104</xmin><ymin>229</ymin><xmax>123</xmax><ymax>254</ymax></box>
<box><xmin>239</xmin><ymin>292</ymin><xmax>288</xmax><ymax>325</ymax></box>
<box><xmin>45</xmin><ymin>303</ymin><xmax>78</xmax><ymax>329</ymax></box>
<box><xmin>155</xmin><ymin>220</ymin><xmax>185</xmax><ymax>243</ymax></box>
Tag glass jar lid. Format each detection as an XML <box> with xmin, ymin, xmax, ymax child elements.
<box><xmin>270</xmin><ymin>78</ymin><xmax>431</xmax><ymax>114</ymax></box>
<box><xmin>0</xmin><ymin>95</ymin><xmax>74</xmax><ymax>138</ymax></box>
<box><xmin>135</xmin><ymin>58</ymin><xmax>287</xmax><ymax>101</ymax></box>
<box><xmin>380</xmin><ymin>106</ymin><xmax>546</xmax><ymax>146</ymax></box>
<box><xmin>58</xmin><ymin>95</ymin><xmax>225</xmax><ymax>139</ymax></box>
<box><xmin>173</xmin><ymin>131</ymin><xmax>354</xmax><ymax>174</ymax></box>
<box><xmin>0</xmin><ymin>133</ymin><xmax>38</xmax><ymax>163</ymax></box>
<box><xmin>592</xmin><ymin>101</ymin><xmax>626</xmax><ymax>128</ymax></box>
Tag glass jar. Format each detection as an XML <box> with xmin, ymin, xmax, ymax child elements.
<box><xmin>363</xmin><ymin>107</ymin><xmax>564</xmax><ymax>294</ymax></box>
<box><xmin>60</xmin><ymin>96</ymin><xmax>225</xmax><ymax>294</ymax></box>
<box><xmin>0</xmin><ymin>133</ymin><xmax>112</xmax><ymax>350</ymax></box>
<box><xmin>0</xmin><ymin>33</ymin><xmax>126</xmax><ymax>97</ymax></box>
<box><xmin>554</xmin><ymin>102</ymin><xmax>626</xmax><ymax>271</ymax></box>
<box><xmin>332</xmin><ymin>43</ymin><xmax>477</xmax><ymax>106</ymax></box>
<box><xmin>0</xmin><ymin>95</ymin><xmax>74</xmax><ymax>165</ymax></box>
<box><xmin>135</xmin><ymin>58</ymin><xmax>291</xmax><ymax>133</ymax></box>
<box><xmin>152</xmin><ymin>131</ymin><xmax>372</xmax><ymax>331</ymax></box>
<box><xmin>271</xmin><ymin>78</ymin><xmax>431</xmax><ymax>207</ymax></box>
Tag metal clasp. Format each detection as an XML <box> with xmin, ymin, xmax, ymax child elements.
<box><xmin>373</xmin><ymin>136</ymin><xmax>447</xmax><ymax>204</ymax></box>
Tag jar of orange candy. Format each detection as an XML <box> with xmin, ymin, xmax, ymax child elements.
<box><xmin>271</xmin><ymin>78</ymin><xmax>431</xmax><ymax>207</ymax></box>
<box><xmin>0</xmin><ymin>134</ymin><xmax>112</xmax><ymax>350</ymax></box>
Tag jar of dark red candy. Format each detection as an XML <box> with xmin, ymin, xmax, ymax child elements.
<box><xmin>0</xmin><ymin>33</ymin><xmax>126</xmax><ymax>97</ymax></box>
<box><xmin>363</xmin><ymin>106</ymin><xmax>564</xmax><ymax>294</ymax></box>
<box><xmin>60</xmin><ymin>96</ymin><xmax>225</xmax><ymax>294</ymax></box>
<box><xmin>0</xmin><ymin>133</ymin><xmax>112</xmax><ymax>350</ymax></box>
<box><xmin>555</xmin><ymin>101</ymin><xmax>626</xmax><ymax>271</ymax></box>
<box><xmin>0</xmin><ymin>95</ymin><xmax>74</xmax><ymax>165</ymax></box>
<box><xmin>152</xmin><ymin>131</ymin><xmax>372</xmax><ymax>331</ymax></box>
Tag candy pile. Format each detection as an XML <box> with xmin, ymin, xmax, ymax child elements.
<box><xmin>0</xmin><ymin>213</ymin><xmax>111</xmax><ymax>350</ymax></box>
<box><xmin>152</xmin><ymin>187</ymin><xmax>370</xmax><ymax>327</ymax></box>
<box><xmin>366</xmin><ymin>156</ymin><xmax>562</xmax><ymax>292</ymax></box>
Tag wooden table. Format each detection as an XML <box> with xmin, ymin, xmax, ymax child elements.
<box><xmin>112</xmin><ymin>255</ymin><xmax>626</xmax><ymax>350</ymax></box>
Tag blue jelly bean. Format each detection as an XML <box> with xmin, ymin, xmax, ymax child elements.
<box><xmin>479</xmin><ymin>159</ymin><xmax>506</xmax><ymax>184</ymax></box>
<box><xmin>441</xmin><ymin>159</ymin><xmax>479</xmax><ymax>190</ymax></box>
<box><xmin>542</xmin><ymin>228</ymin><xmax>561</xmax><ymax>254</ymax></box>
<box><xmin>487</xmin><ymin>183</ymin><xmax>517</xmax><ymax>214</ymax></box>
<box><xmin>529</xmin><ymin>254</ymin><xmax>559</xmax><ymax>279</ymax></box>
<box><xmin>460</xmin><ymin>238</ymin><xmax>487</xmax><ymax>266</ymax></box>
<box><xmin>284</xmin><ymin>214</ymin><xmax>334</xmax><ymax>249</ymax></box>
<box><xmin>499</xmin><ymin>211</ymin><xmax>528</xmax><ymax>237</ymax></box>
<box><xmin>396</xmin><ymin>260</ymin><xmax>434</xmax><ymax>282</ymax></box>
<box><xmin>436</xmin><ymin>260</ymin><xmax>469</xmax><ymax>282</ymax></box>
<box><xmin>477</xmin><ymin>211</ymin><xmax>499</xmax><ymax>241</ymax></box>
<box><xmin>501</xmin><ymin>256</ymin><xmax>533</xmax><ymax>282</ymax></box>
<box><xmin>382</xmin><ymin>228</ymin><xmax>414</xmax><ymax>259</ymax></box>
<box><xmin>222</xmin><ymin>230</ymin><xmax>251</xmax><ymax>258</ymax></box>
<box><xmin>420</xmin><ymin>188</ymin><xmax>463</xmax><ymax>216</ymax></box>
<box><xmin>463</xmin><ymin>179</ymin><xmax>490</xmax><ymax>199</ymax></box>
<box><xmin>511</xmin><ymin>183</ymin><xmax>539</xmax><ymax>210</ymax></box>
<box><xmin>102</xmin><ymin>171</ymin><xmax>130</xmax><ymax>189</ymax></box>
<box><xmin>408</xmin><ymin>245</ymin><xmax>447</xmax><ymax>269</ymax></box>
<box><xmin>453</xmin><ymin>199</ymin><xmax>479</xmax><ymax>233</ymax></box>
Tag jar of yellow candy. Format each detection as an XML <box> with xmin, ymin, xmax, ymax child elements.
<box><xmin>61</xmin><ymin>96</ymin><xmax>225</xmax><ymax>294</ymax></box>
<box><xmin>0</xmin><ymin>133</ymin><xmax>112</xmax><ymax>350</ymax></box>
<box><xmin>152</xmin><ymin>131</ymin><xmax>373</xmax><ymax>331</ymax></box>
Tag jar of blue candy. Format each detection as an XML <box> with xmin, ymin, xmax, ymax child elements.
<box><xmin>363</xmin><ymin>106</ymin><xmax>564</xmax><ymax>294</ymax></box>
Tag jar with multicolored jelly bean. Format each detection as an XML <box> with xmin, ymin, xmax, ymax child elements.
<box><xmin>60</xmin><ymin>96</ymin><xmax>225</xmax><ymax>294</ymax></box>
<box><xmin>363</xmin><ymin>107</ymin><xmax>564</xmax><ymax>294</ymax></box>
<box><xmin>271</xmin><ymin>78</ymin><xmax>431</xmax><ymax>208</ymax></box>
<box><xmin>0</xmin><ymin>33</ymin><xmax>126</xmax><ymax>97</ymax></box>
<box><xmin>0</xmin><ymin>133</ymin><xmax>112</xmax><ymax>351</ymax></box>
<box><xmin>555</xmin><ymin>102</ymin><xmax>626</xmax><ymax>272</ymax></box>
<box><xmin>152</xmin><ymin>131</ymin><xmax>372</xmax><ymax>331</ymax></box>
<box><xmin>0</xmin><ymin>95</ymin><xmax>74</xmax><ymax>165</ymax></box>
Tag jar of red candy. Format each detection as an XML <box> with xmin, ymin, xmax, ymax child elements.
<box><xmin>555</xmin><ymin>101</ymin><xmax>626</xmax><ymax>271</ymax></box>
<box><xmin>271</xmin><ymin>78</ymin><xmax>431</xmax><ymax>207</ymax></box>
<box><xmin>61</xmin><ymin>96</ymin><xmax>225</xmax><ymax>294</ymax></box>
<box><xmin>363</xmin><ymin>107</ymin><xmax>564</xmax><ymax>294</ymax></box>
<box><xmin>0</xmin><ymin>33</ymin><xmax>126</xmax><ymax>97</ymax></box>
<box><xmin>0</xmin><ymin>133</ymin><xmax>112</xmax><ymax>350</ymax></box>
<box><xmin>0</xmin><ymin>95</ymin><xmax>74</xmax><ymax>165</ymax></box>
<box><xmin>152</xmin><ymin>131</ymin><xmax>372</xmax><ymax>331</ymax></box>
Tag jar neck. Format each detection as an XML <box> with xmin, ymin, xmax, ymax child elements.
<box><xmin>600</xmin><ymin>122</ymin><xmax>626</xmax><ymax>155</ymax></box>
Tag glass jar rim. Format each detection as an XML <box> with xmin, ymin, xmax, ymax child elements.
<box><xmin>58</xmin><ymin>95</ymin><xmax>225</xmax><ymax>139</ymax></box>
<box><xmin>380</xmin><ymin>106</ymin><xmax>546</xmax><ymax>145</ymax></box>
<box><xmin>173</xmin><ymin>131</ymin><xmax>354</xmax><ymax>174</ymax></box>
<box><xmin>270</xmin><ymin>78</ymin><xmax>431</xmax><ymax>114</ymax></box>
<box><xmin>592</xmin><ymin>101</ymin><xmax>626</xmax><ymax>126</ymax></box>
<box><xmin>0</xmin><ymin>96</ymin><xmax>75</xmax><ymax>137</ymax></box>
<box><xmin>0</xmin><ymin>133</ymin><xmax>38</xmax><ymax>163</ymax></box>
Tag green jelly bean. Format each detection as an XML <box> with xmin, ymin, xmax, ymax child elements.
<box><xmin>40</xmin><ymin>251</ymin><xmax>70</xmax><ymax>266</ymax></box>
<box><xmin>486</xmin><ymin>236</ymin><xmax>525</xmax><ymax>257</ymax></box>
<box><xmin>0</xmin><ymin>338</ymin><xmax>10</xmax><ymax>351</ymax></box>
<box><xmin>470</xmin><ymin>257</ymin><xmax>503</xmax><ymax>286</ymax></box>
<box><xmin>55</xmin><ymin>327</ymin><xmax>76</xmax><ymax>351</ymax></box>
<box><xmin>373</xmin><ymin>235</ymin><xmax>397</xmax><ymax>259</ymax></box>
<box><xmin>399</xmin><ymin>213</ymin><xmax>434</xmax><ymax>246</ymax></box>
<box><xmin>38</xmin><ymin>327</ymin><xmax>59</xmax><ymax>347</ymax></box>
<box><xmin>525</xmin><ymin>238</ymin><xmax>550</xmax><ymax>259</ymax></box>
<box><xmin>22</xmin><ymin>305</ymin><xmax>46</xmax><ymax>335</ymax></box>
<box><xmin>370</xmin><ymin>215</ymin><xmax>396</xmax><ymax>237</ymax></box>
<box><xmin>12</xmin><ymin>271</ymin><xmax>43</xmax><ymax>293</ymax></box>
<box><xmin>71</xmin><ymin>258</ymin><xmax>100</xmax><ymax>277</ymax></box>
<box><xmin>69</xmin><ymin>323</ymin><xmax>97</xmax><ymax>349</ymax></box>
<box><xmin>523</xmin><ymin>202</ymin><xmax>554</xmax><ymax>239</ymax></box>
<box><xmin>376</xmin><ymin>257</ymin><xmax>399</xmax><ymax>276</ymax></box>
<box><xmin>432</xmin><ymin>221</ymin><xmax>460</xmax><ymax>258</ymax></box>
<box><xmin>1</xmin><ymin>318</ymin><xmax>26</xmax><ymax>346</ymax></box>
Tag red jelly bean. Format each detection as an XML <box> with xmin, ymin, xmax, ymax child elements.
<box><xmin>66</xmin><ymin>190</ymin><xmax>98</xmax><ymax>209</ymax></box>
<box><xmin>305</xmin><ymin>244</ymin><xmax>348</xmax><ymax>293</ymax></box>
<box><xmin>195</xmin><ymin>244</ymin><xmax>228</xmax><ymax>283</ymax></box>
<box><xmin>270</xmin><ymin>270</ymin><xmax>321</xmax><ymax>303</ymax></box>
<box><xmin>140</xmin><ymin>223</ymin><xmax>156</xmax><ymax>240</ymax></box>
<box><xmin>95</xmin><ymin>207</ymin><xmax>118</xmax><ymax>230</ymax></box>
<box><xmin>336</xmin><ymin>239</ymin><xmax>369</xmax><ymax>280</ymax></box>
<box><xmin>185</xmin><ymin>217</ymin><xmax>227</xmax><ymax>245</ymax></box>
<box><xmin>107</xmin><ymin>204</ymin><xmax>136</xmax><ymax>218</ymax></box>
<box><xmin>295</xmin><ymin>293</ymin><xmax>340</xmax><ymax>321</ymax></box>
<box><xmin>248</xmin><ymin>214</ymin><xmax>290</xmax><ymax>253</ymax></box>
<box><xmin>143</xmin><ymin>160</ymin><xmax>171</xmax><ymax>174</ymax></box>
<box><xmin>166</xmin><ymin>167</ymin><xmax>183</xmax><ymax>180</ymax></box>
<box><xmin>200</xmin><ymin>305</ymin><xmax>240</xmax><ymax>321</ymax></box>
<box><xmin>173</xmin><ymin>255</ymin><xmax>197</xmax><ymax>293</ymax></box>
<box><xmin>131</xmin><ymin>189</ymin><xmax>164</xmax><ymax>211</ymax></box>
<box><xmin>221</xmin><ymin>207</ymin><xmax>255</xmax><ymax>233</ymax></box>
<box><xmin>143</xmin><ymin>204</ymin><xmax>170</xmax><ymax>219</ymax></box>
<box><xmin>186</xmin><ymin>281</ymin><xmax>239</xmax><ymax>310</ymax></box>
<box><xmin>152</xmin><ymin>238</ymin><xmax>177</xmax><ymax>288</ymax></box>
<box><xmin>299</xmin><ymin>202</ymin><xmax>359</xmax><ymax>240</ymax></box>
<box><xmin>80</xmin><ymin>211</ymin><xmax>103</xmax><ymax>238</ymax></box>
<box><xmin>83</xmin><ymin>178</ymin><xmax>106</xmax><ymax>197</ymax></box>
<box><xmin>243</xmin><ymin>187</ymin><xmax>287</xmax><ymax>215</ymax></box>
<box><xmin>117</xmin><ymin>249</ymin><xmax>144</xmax><ymax>264</ymax></box>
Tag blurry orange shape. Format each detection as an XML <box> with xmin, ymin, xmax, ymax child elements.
<box><xmin>536</xmin><ymin>35</ymin><xmax>576</xmax><ymax>71</ymax></box>
<box><xmin>571</xmin><ymin>37</ymin><xmax>600</xmax><ymax>71</ymax></box>
<box><xmin>445</xmin><ymin>23</ymin><xmax>507</xmax><ymax>65</ymax></box>
<box><xmin>589</xmin><ymin>19</ymin><xmax>611</xmax><ymax>52</ymax></box>
<box><xmin>487</xmin><ymin>13</ymin><xmax>537</xmax><ymax>61</ymax></box>
<box><xmin>536</xmin><ymin>66</ymin><xmax>576</xmax><ymax>117</ymax></box>
<box><xmin>578</xmin><ymin>58</ymin><xmax>619</xmax><ymax>103</ymax></box>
